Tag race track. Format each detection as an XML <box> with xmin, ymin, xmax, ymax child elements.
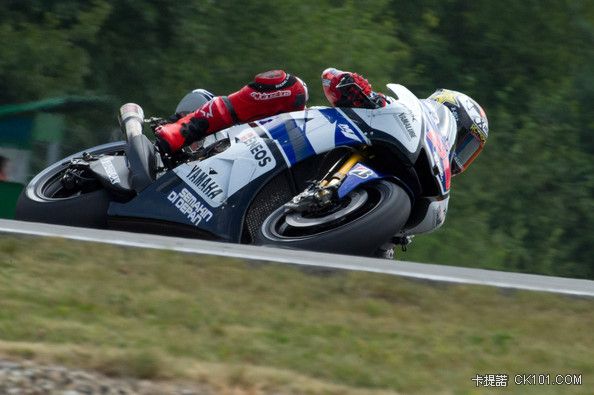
<box><xmin>1</xmin><ymin>219</ymin><xmax>593</xmax><ymax>297</ymax></box>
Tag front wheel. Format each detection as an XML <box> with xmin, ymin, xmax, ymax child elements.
<box><xmin>15</xmin><ymin>142</ymin><xmax>127</xmax><ymax>228</ymax></box>
<box><xmin>256</xmin><ymin>180</ymin><xmax>411</xmax><ymax>256</ymax></box>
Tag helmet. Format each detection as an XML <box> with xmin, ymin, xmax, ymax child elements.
<box><xmin>428</xmin><ymin>89</ymin><xmax>489</xmax><ymax>175</ymax></box>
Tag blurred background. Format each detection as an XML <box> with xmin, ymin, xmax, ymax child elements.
<box><xmin>0</xmin><ymin>0</ymin><xmax>592</xmax><ymax>279</ymax></box>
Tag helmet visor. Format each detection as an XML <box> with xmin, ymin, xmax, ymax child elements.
<box><xmin>453</xmin><ymin>128</ymin><xmax>484</xmax><ymax>174</ymax></box>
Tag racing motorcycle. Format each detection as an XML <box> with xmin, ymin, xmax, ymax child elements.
<box><xmin>16</xmin><ymin>84</ymin><xmax>452</xmax><ymax>257</ymax></box>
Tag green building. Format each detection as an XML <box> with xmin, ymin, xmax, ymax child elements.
<box><xmin>0</xmin><ymin>96</ymin><xmax>113</xmax><ymax>218</ymax></box>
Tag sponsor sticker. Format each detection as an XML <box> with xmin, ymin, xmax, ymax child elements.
<box><xmin>433</xmin><ymin>89</ymin><xmax>458</xmax><ymax>105</ymax></box>
<box><xmin>236</xmin><ymin>129</ymin><xmax>275</xmax><ymax>168</ymax></box>
<box><xmin>435</xmin><ymin>204</ymin><xmax>446</xmax><ymax>227</ymax></box>
<box><xmin>176</xmin><ymin>164</ymin><xmax>225</xmax><ymax>207</ymax></box>
<box><xmin>463</xmin><ymin>97</ymin><xmax>489</xmax><ymax>137</ymax></box>
<box><xmin>199</xmin><ymin>100</ymin><xmax>214</xmax><ymax>118</ymax></box>
<box><xmin>250</xmin><ymin>90</ymin><xmax>291</xmax><ymax>100</ymax></box>
<box><xmin>168</xmin><ymin>187</ymin><xmax>213</xmax><ymax>226</ymax></box>
<box><xmin>99</xmin><ymin>157</ymin><xmax>120</xmax><ymax>184</ymax></box>
<box><xmin>337</xmin><ymin>123</ymin><xmax>361</xmax><ymax>142</ymax></box>
<box><xmin>349</xmin><ymin>164</ymin><xmax>375</xmax><ymax>179</ymax></box>
<box><xmin>395</xmin><ymin>112</ymin><xmax>416</xmax><ymax>140</ymax></box>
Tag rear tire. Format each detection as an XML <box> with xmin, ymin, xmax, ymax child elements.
<box><xmin>256</xmin><ymin>180</ymin><xmax>411</xmax><ymax>256</ymax></box>
<box><xmin>15</xmin><ymin>142</ymin><xmax>127</xmax><ymax>228</ymax></box>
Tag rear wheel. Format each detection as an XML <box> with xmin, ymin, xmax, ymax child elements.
<box><xmin>15</xmin><ymin>142</ymin><xmax>127</xmax><ymax>228</ymax></box>
<box><xmin>256</xmin><ymin>180</ymin><xmax>411</xmax><ymax>256</ymax></box>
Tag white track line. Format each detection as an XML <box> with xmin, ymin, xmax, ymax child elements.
<box><xmin>1</xmin><ymin>219</ymin><xmax>593</xmax><ymax>297</ymax></box>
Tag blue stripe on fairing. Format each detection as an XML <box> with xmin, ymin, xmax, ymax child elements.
<box><xmin>318</xmin><ymin>108</ymin><xmax>367</xmax><ymax>144</ymax></box>
<box><xmin>263</xmin><ymin>114</ymin><xmax>316</xmax><ymax>166</ymax></box>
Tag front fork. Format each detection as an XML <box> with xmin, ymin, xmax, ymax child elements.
<box><xmin>320</xmin><ymin>152</ymin><xmax>364</xmax><ymax>189</ymax></box>
<box><xmin>285</xmin><ymin>150</ymin><xmax>365</xmax><ymax>212</ymax></box>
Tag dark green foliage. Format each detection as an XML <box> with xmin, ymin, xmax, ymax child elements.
<box><xmin>0</xmin><ymin>0</ymin><xmax>592</xmax><ymax>278</ymax></box>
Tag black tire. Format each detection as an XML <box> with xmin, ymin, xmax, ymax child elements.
<box><xmin>256</xmin><ymin>180</ymin><xmax>411</xmax><ymax>256</ymax></box>
<box><xmin>15</xmin><ymin>141</ymin><xmax>127</xmax><ymax>228</ymax></box>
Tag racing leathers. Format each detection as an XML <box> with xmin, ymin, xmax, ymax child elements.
<box><xmin>155</xmin><ymin>70</ymin><xmax>309</xmax><ymax>155</ymax></box>
<box><xmin>154</xmin><ymin>68</ymin><xmax>387</xmax><ymax>155</ymax></box>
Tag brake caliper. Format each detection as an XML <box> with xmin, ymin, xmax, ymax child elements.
<box><xmin>60</xmin><ymin>156</ymin><xmax>97</xmax><ymax>191</ymax></box>
<box><xmin>285</xmin><ymin>151</ymin><xmax>365</xmax><ymax>213</ymax></box>
<box><xmin>284</xmin><ymin>182</ymin><xmax>336</xmax><ymax>213</ymax></box>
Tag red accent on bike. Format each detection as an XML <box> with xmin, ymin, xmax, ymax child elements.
<box><xmin>426</xmin><ymin>129</ymin><xmax>451</xmax><ymax>190</ymax></box>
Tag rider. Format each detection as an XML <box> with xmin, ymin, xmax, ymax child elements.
<box><xmin>154</xmin><ymin>68</ymin><xmax>386</xmax><ymax>154</ymax></box>
<box><xmin>155</xmin><ymin>68</ymin><xmax>489</xmax><ymax>241</ymax></box>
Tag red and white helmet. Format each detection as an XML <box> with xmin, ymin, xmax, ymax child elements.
<box><xmin>428</xmin><ymin>89</ymin><xmax>489</xmax><ymax>175</ymax></box>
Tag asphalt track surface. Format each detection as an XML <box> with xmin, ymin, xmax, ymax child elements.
<box><xmin>1</xmin><ymin>219</ymin><xmax>593</xmax><ymax>297</ymax></box>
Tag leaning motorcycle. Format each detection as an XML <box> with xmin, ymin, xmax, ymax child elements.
<box><xmin>16</xmin><ymin>84</ymin><xmax>451</xmax><ymax>257</ymax></box>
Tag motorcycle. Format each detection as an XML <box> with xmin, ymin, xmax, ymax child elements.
<box><xmin>16</xmin><ymin>84</ymin><xmax>452</xmax><ymax>257</ymax></box>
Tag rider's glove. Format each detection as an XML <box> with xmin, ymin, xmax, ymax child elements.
<box><xmin>322</xmin><ymin>68</ymin><xmax>386</xmax><ymax>109</ymax></box>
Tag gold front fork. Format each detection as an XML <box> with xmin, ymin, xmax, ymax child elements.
<box><xmin>285</xmin><ymin>150</ymin><xmax>366</xmax><ymax>211</ymax></box>
<box><xmin>320</xmin><ymin>152</ymin><xmax>364</xmax><ymax>189</ymax></box>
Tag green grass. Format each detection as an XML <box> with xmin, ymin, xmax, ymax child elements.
<box><xmin>0</xmin><ymin>236</ymin><xmax>592</xmax><ymax>394</ymax></box>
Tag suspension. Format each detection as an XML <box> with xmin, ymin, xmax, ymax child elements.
<box><xmin>285</xmin><ymin>150</ymin><xmax>365</xmax><ymax>212</ymax></box>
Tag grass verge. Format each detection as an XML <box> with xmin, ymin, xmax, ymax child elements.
<box><xmin>0</xmin><ymin>236</ymin><xmax>592</xmax><ymax>394</ymax></box>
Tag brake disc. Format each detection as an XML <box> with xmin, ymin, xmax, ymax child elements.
<box><xmin>285</xmin><ymin>190</ymin><xmax>368</xmax><ymax>228</ymax></box>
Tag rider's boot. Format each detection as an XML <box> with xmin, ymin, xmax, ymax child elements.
<box><xmin>155</xmin><ymin>96</ymin><xmax>235</xmax><ymax>156</ymax></box>
<box><xmin>156</xmin><ymin>70</ymin><xmax>308</xmax><ymax>156</ymax></box>
<box><xmin>321</xmin><ymin>68</ymin><xmax>386</xmax><ymax>109</ymax></box>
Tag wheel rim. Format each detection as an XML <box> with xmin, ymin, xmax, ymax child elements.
<box><xmin>285</xmin><ymin>190</ymin><xmax>368</xmax><ymax>228</ymax></box>
<box><xmin>40</xmin><ymin>171</ymin><xmax>78</xmax><ymax>200</ymax></box>
<box><xmin>267</xmin><ymin>187</ymin><xmax>382</xmax><ymax>239</ymax></box>
<box><xmin>38</xmin><ymin>169</ymin><xmax>96</xmax><ymax>200</ymax></box>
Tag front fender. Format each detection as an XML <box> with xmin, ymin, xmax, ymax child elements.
<box><xmin>337</xmin><ymin>162</ymin><xmax>414</xmax><ymax>201</ymax></box>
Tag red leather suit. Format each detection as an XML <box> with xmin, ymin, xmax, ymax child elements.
<box><xmin>156</xmin><ymin>68</ymin><xmax>383</xmax><ymax>154</ymax></box>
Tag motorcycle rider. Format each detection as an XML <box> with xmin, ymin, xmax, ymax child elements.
<box><xmin>155</xmin><ymin>68</ymin><xmax>386</xmax><ymax>154</ymax></box>
<box><xmin>155</xmin><ymin>68</ymin><xmax>489</xmax><ymax>247</ymax></box>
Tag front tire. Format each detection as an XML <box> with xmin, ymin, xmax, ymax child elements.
<box><xmin>15</xmin><ymin>142</ymin><xmax>127</xmax><ymax>228</ymax></box>
<box><xmin>256</xmin><ymin>180</ymin><xmax>411</xmax><ymax>256</ymax></box>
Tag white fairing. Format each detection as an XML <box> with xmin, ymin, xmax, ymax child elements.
<box><xmin>349</xmin><ymin>84</ymin><xmax>424</xmax><ymax>155</ymax></box>
<box><xmin>421</xmin><ymin>99</ymin><xmax>457</xmax><ymax>151</ymax></box>
<box><xmin>384</xmin><ymin>84</ymin><xmax>457</xmax><ymax>235</ymax></box>
<box><xmin>403</xmin><ymin>197</ymin><xmax>450</xmax><ymax>235</ymax></box>
<box><xmin>174</xmin><ymin>125</ymin><xmax>277</xmax><ymax>207</ymax></box>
